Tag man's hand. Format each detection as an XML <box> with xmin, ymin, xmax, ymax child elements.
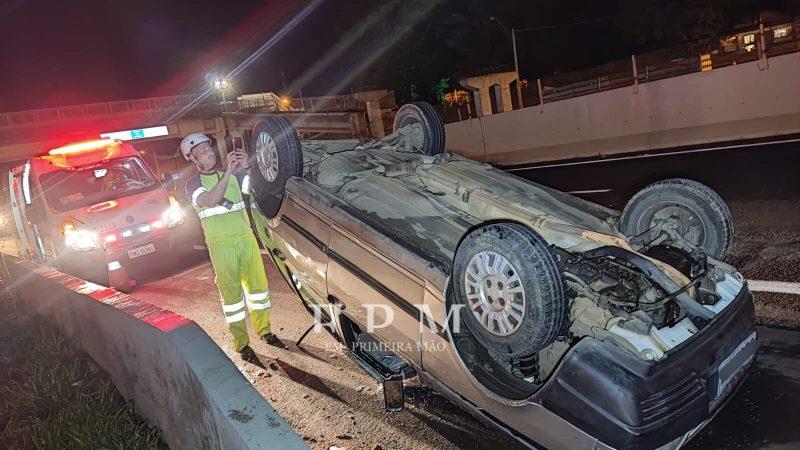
<box><xmin>198</xmin><ymin>150</ymin><xmax>247</xmax><ymax>208</ymax></box>
<box><xmin>225</xmin><ymin>150</ymin><xmax>246</xmax><ymax>174</ymax></box>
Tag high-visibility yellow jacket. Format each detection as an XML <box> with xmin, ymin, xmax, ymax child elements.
<box><xmin>185</xmin><ymin>169</ymin><xmax>252</xmax><ymax>242</ymax></box>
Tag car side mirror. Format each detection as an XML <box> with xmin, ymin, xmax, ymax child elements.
<box><xmin>382</xmin><ymin>374</ymin><xmax>405</xmax><ymax>413</ymax></box>
<box><xmin>160</xmin><ymin>172</ymin><xmax>181</xmax><ymax>187</ymax></box>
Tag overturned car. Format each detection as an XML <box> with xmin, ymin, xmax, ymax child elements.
<box><xmin>247</xmin><ymin>102</ymin><xmax>757</xmax><ymax>449</ymax></box>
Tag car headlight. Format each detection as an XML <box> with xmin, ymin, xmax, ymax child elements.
<box><xmin>165</xmin><ymin>195</ymin><xmax>186</xmax><ymax>229</ymax></box>
<box><xmin>64</xmin><ymin>228</ymin><xmax>99</xmax><ymax>251</ymax></box>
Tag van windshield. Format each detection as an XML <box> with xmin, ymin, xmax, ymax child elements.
<box><xmin>39</xmin><ymin>157</ymin><xmax>157</xmax><ymax>213</ymax></box>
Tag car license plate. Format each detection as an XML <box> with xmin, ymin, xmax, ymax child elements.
<box><xmin>128</xmin><ymin>243</ymin><xmax>155</xmax><ymax>259</ymax></box>
<box><xmin>717</xmin><ymin>331</ymin><xmax>757</xmax><ymax>399</ymax></box>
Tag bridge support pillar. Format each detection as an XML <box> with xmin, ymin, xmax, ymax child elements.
<box><xmin>365</xmin><ymin>100</ymin><xmax>385</xmax><ymax>138</ymax></box>
<box><xmin>353</xmin><ymin>90</ymin><xmax>394</xmax><ymax>138</ymax></box>
<box><xmin>212</xmin><ymin>117</ymin><xmax>230</xmax><ymax>158</ymax></box>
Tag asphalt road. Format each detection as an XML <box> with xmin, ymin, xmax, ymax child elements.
<box><xmin>130</xmin><ymin>250</ymin><xmax>800</xmax><ymax>450</ymax></box>
<box><xmin>507</xmin><ymin>137</ymin><xmax>800</xmax><ymax>210</ymax></box>
<box><xmin>688</xmin><ymin>326</ymin><xmax>800</xmax><ymax>449</ymax></box>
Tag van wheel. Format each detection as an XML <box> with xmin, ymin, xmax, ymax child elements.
<box><xmin>392</xmin><ymin>101</ymin><xmax>445</xmax><ymax>155</ymax></box>
<box><xmin>452</xmin><ymin>223</ymin><xmax>567</xmax><ymax>357</ymax></box>
<box><xmin>250</xmin><ymin>116</ymin><xmax>303</xmax><ymax>218</ymax></box>
<box><xmin>619</xmin><ymin>178</ymin><xmax>733</xmax><ymax>259</ymax></box>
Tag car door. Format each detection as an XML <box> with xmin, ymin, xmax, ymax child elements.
<box><xmin>269</xmin><ymin>184</ymin><xmax>332</xmax><ymax>309</ymax></box>
<box><xmin>325</xmin><ymin>219</ymin><xmax>424</xmax><ymax>368</ymax></box>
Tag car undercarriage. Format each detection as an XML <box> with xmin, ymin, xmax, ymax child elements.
<box><xmin>249</xmin><ymin>102</ymin><xmax>758</xmax><ymax>449</ymax></box>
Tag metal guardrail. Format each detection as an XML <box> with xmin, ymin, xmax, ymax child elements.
<box><xmin>0</xmin><ymin>94</ymin><xmax>204</xmax><ymax>129</ymax></box>
<box><xmin>538</xmin><ymin>22</ymin><xmax>800</xmax><ymax>104</ymax></box>
<box><xmin>0</xmin><ymin>92</ymin><xmax>376</xmax><ymax>132</ymax></box>
<box><xmin>295</xmin><ymin>95</ymin><xmax>366</xmax><ymax>112</ymax></box>
<box><xmin>237</xmin><ymin>95</ymin><xmax>367</xmax><ymax>114</ymax></box>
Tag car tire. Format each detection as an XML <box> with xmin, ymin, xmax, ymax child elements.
<box><xmin>452</xmin><ymin>223</ymin><xmax>567</xmax><ymax>357</ymax></box>
<box><xmin>392</xmin><ymin>101</ymin><xmax>445</xmax><ymax>155</ymax></box>
<box><xmin>250</xmin><ymin>116</ymin><xmax>303</xmax><ymax>218</ymax></box>
<box><xmin>619</xmin><ymin>178</ymin><xmax>733</xmax><ymax>259</ymax></box>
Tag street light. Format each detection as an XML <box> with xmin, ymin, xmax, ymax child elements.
<box><xmin>212</xmin><ymin>76</ymin><xmax>232</xmax><ymax>151</ymax></box>
<box><xmin>279</xmin><ymin>96</ymin><xmax>291</xmax><ymax>111</ymax></box>
<box><xmin>489</xmin><ymin>16</ymin><xmax>523</xmax><ymax>108</ymax></box>
<box><xmin>212</xmin><ymin>77</ymin><xmax>231</xmax><ymax>113</ymax></box>
<box><xmin>213</xmin><ymin>77</ymin><xmax>229</xmax><ymax>90</ymax></box>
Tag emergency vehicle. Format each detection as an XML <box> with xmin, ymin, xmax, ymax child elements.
<box><xmin>7</xmin><ymin>138</ymin><xmax>186</xmax><ymax>290</ymax></box>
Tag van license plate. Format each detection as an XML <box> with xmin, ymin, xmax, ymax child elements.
<box><xmin>128</xmin><ymin>243</ymin><xmax>155</xmax><ymax>259</ymax></box>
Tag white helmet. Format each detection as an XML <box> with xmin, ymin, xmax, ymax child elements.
<box><xmin>180</xmin><ymin>133</ymin><xmax>211</xmax><ymax>159</ymax></box>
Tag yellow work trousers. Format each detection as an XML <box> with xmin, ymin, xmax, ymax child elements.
<box><xmin>207</xmin><ymin>232</ymin><xmax>270</xmax><ymax>352</ymax></box>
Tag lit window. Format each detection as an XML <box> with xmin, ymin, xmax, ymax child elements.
<box><xmin>773</xmin><ymin>26</ymin><xmax>791</xmax><ymax>39</ymax></box>
<box><xmin>742</xmin><ymin>34</ymin><xmax>755</xmax><ymax>44</ymax></box>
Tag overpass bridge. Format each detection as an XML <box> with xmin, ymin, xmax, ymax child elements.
<box><xmin>0</xmin><ymin>90</ymin><xmax>394</xmax><ymax>163</ymax></box>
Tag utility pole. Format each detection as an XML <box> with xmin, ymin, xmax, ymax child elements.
<box><xmin>490</xmin><ymin>17</ymin><xmax>523</xmax><ymax>109</ymax></box>
<box><xmin>512</xmin><ymin>28</ymin><xmax>523</xmax><ymax>108</ymax></box>
<box><xmin>213</xmin><ymin>77</ymin><xmax>232</xmax><ymax>155</ymax></box>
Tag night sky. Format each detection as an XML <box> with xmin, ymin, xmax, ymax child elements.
<box><xmin>1</xmin><ymin>0</ymin><xmax>795</xmax><ymax>112</ymax></box>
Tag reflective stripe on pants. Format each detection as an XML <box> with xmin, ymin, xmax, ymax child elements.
<box><xmin>246</xmin><ymin>290</ymin><xmax>270</xmax><ymax>310</ymax></box>
<box><xmin>208</xmin><ymin>232</ymin><xmax>271</xmax><ymax>352</ymax></box>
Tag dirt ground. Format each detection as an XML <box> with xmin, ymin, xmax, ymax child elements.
<box><xmin>726</xmin><ymin>199</ymin><xmax>800</xmax><ymax>327</ymax></box>
<box><xmin>132</xmin><ymin>255</ymin><xmax>523</xmax><ymax>450</ymax></box>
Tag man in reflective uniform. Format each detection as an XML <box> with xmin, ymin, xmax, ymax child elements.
<box><xmin>180</xmin><ymin>133</ymin><xmax>278</xmax><ymax>361</ymax></box>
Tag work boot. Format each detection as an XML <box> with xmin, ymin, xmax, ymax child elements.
<box><xmin>261</xmin><ymin>333</ymin><xmax>285</xmax><ymax>348</ymax></box>
<box><xmin>239</xmin><ymin>345</ymin><xmax>259</xmax><ymax>363</ymax></box>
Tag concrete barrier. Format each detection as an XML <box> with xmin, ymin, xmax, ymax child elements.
<box><xmin>1</xmin><ymin>256</ymin><xmax>306</xmax><ymax>450</ymax></box>
<box><xmin>446</xmin><ymin>52</ymin><xmax>800</xmax><ymax>166</ymax></box>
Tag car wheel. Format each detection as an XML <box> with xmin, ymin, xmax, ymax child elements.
<box><xmin>619</xmin><ymin>178</ymin><xmax>733</xmax><ymax>259</ymax></box>
<box><xmin>392</xmin><ymin>101</ymin><xmax>445</xmax><ymax>155</ymax></box>
<box><xmin>250</xmin><ymin>116</ymin><xmax>303</xmax><ymax>218</ymax></box>
<box><xmin>452</xmin><ymin>223</ymin><xmax>567</xmax><ymax>357</ymax></box>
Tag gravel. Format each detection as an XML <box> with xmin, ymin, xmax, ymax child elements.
<box><xmin>727</xmin><ymin>199</ymin><xmax>800</xmax><ymax>327</ymax></box>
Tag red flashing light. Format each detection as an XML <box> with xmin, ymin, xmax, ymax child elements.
<box><xmin>151</xmin><ymin>219</ymin><xmax>165</xmax><ymax>229</ymax></box>
<box><xmin>49</xmin><ymin>139</ymin><xmax>117</xmax><ymax>156</ymax></box>
<box><xmin>87</xmin><ymin>200</ymin><xmax>119</xmax><ymax>213</ymax></box>
<box><xmin>104</xmin><ymin>234</ymin><xmax>118</xmax><ymax>244</ymax></box>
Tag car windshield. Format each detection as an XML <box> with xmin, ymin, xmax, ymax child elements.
<box><xmin>39</xmin><ymin>157</ymin><xmax>157</xmax><ymax>213</ymax></box>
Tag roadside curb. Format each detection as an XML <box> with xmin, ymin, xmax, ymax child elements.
<box><xmin>1</xmin><ymin>257</ymin><xmax>307</xmax><ymax>450</ymax></box>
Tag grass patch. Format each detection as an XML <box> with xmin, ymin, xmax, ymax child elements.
<box><xmin>0</xmin><ymin>298</ymin><xmax>166</xmax><ymax>449</ymax></box>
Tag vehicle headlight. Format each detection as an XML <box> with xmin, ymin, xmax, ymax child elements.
<box><xmin>166</xmin><ymin>208</ymin><xmax>185</xmax><ymax>228</ymax></box>
<box><xmin>64</xmin><ymin>228</ymin><xmax>99</xmax><ymax>251</ymax></box>
<box><xmin>164</xmin><ymin>195</ymin><xmax>186</xmax><ymax>229</ymax></box>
